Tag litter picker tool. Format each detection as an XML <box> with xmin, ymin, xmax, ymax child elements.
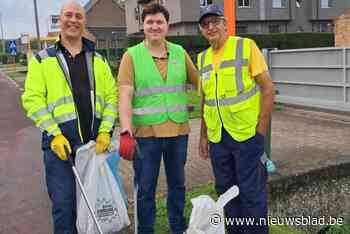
<box><xmin>64</xmin><ymin>146</ymin><xmax>104</xmax><ymax>234</ymax></box>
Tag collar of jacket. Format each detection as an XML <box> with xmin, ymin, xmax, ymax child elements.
<box><xmin>53</xmin><ymin>35</ymin><xmax>95</xmax><ymax>53</ymax></box>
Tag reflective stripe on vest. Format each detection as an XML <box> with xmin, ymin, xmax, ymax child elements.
<box><xmin>205</xmin><ymin>86</ymin><xmax>259</xmax><ymax>106</ymax></box>
<box><xmin>38</xmin><ymin>119</ymin><xmax>56</xmax><ymax>131</ymax></box>
<box><xmin>103</xmin><ymin>115</ymin><xmax>116</xmax><ymax>123</ymax></box>
<box><xmin>104</xmin><ymin>103</ymin><xmax>115</xmax><ymax>112</ymax></box>
<box><xmin>201</xmin><ymin>39</ymin><xmax>254</xmax><ymax>106</ymax></box>
<box><xmin>129</xmin><ymin>41</ymin><xmax>188</xmax><ymax>126</ymax></box>
<box><xmin>199</xmin><ymin>50</ymin><xmax>209</xmax><ymax>76</ymax></box>
<box><xmin>133</xmin><ymin>105</ymin><xmax>188</xmax><ymax>115</ymax></box>
<box><xmin>47</xmin><ymin>96</ymin><xmax>74</xmax><ymax>112</ymax></box>
<box><xmin>56</xmin><ymin>51</ymin><xmax>73</xmax><ymax>89</ymax></box>
<box><xmin>37</xmin><ymin>112</ymin><xmax>76</xmax><ymax>136</ymax></box>
<box><xmin>96</xmin><ymin>95</ymin><xmax>104</xmax><ymax>111</ymax></box>
<box><xmin>30</xmin><ymin>108</ymin><xmax>51</xmax><ymax>121</ymax></box>
<box><xmin>135</xmin><ymin>85</ymin><xmax>187</xmax><ymax>97</ymax></box>
<box><xmin>201</xmin><ymin>39</ymin><xmax>248</xmax><ymax>94</ymax></box>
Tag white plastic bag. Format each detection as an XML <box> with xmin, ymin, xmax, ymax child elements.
<box><xmin>75</xmin><ymin>141</ymin><xmax>130</xmax><ymax>234</ymax></box>
<box><xmin>187</xmin><ymin>185</ymin><xmax>239</xmax><ymax>234</ymax></box>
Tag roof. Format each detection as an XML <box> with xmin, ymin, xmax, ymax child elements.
<box><xmin>84</xmin><ymin>0</ymin><xmax>124</xmax><ymax>12</ymax></box>
<box><xmin>84</xmin><ymin>0</ymin><xmax>98</xmax><ymax>12</ymax></box>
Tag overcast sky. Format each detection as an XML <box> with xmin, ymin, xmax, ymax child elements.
<box><xmin>0</xmin><ymin>0</ymin><xmax>88</xmax><ymax>39</ymax></box>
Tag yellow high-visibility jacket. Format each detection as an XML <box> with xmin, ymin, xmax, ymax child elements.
<box><xmin>198</xmin><ymin>36</ymin><xmax>261</xmax><ymax>143</ymax></box>
<box><xmin>22</xmin><ymin>37</ymin><xmax>117</xmax><ymax>149</ymax></box>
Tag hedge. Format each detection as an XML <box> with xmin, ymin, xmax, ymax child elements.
<box><xmin>0</xmin><ymin>52</ymin><xmax>27</xmax><ymax>64</ymax></box>
<box><xmin>127</xmin><ymin>32</ymin><xmax>334</xmax><ymax>51</ymax></box>
<box><xmin>239</xmin><ymin>32</ymin><xmax>334</xmax><ymax>50</ymax></box>
<box><xmin>96</xmin><ymin>48</ymin><xmax>126</xmax><ymax>61</ymax></box>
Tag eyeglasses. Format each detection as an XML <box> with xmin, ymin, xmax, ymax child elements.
<box><xmin>199</xmin><ymin>16</ymin><xmax>225</xmax><ymax>29</ymax></box>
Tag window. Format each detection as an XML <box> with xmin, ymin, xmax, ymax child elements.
<box><xmin>134</xmin><ymin>7</ymin><xmax>140</xmax><ymax>21</ymax></box>
<box><xmin>238</xmin><ymin>0</ymin><xmax>250</xmax><ymax>8</ymax></box>
<box><xmin>272</xmin><ymin>0</ymin><xmax>287</xmax><ymax>8</ymax></box>
<box><xmin>320</xmin><ymin>22</ymin><xmax>333</xmax><ymax>32</ymax></box>
<box><xmin>321</xmin><ymin>0</ymin><xmax>334</xmax><ymax>8</ymax></box>
<box><xmin>200</xmin><ymin>0</ymin><xmax>212</xmax><ymax>7</ymax></box>
<box><xmin>269</xmin><ymin>24</ymin><xmax>281</xmax><ymax>33</ymax></box>
<box><xmin>237</xmin><ymin>25</ymin><xmax>248</xmax><ymax>34</ymax></box>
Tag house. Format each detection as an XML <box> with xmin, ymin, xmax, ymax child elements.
<box><xmin>125</xmin><ymin>0</ymin><xmax>350</xmax><ymax>35</ymax></box>
<box><xmin>84</xmin><ymin>0</ymin><xmax>127</xmax><ymax>48</ymax></box>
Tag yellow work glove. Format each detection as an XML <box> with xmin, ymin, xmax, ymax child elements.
<box><xmin>50</xmin><ymin>134</ymin><xmax>72</xmax><ymax>161</ymax></box>
<box><xmin>96</xmin><ymin>132</ymin><xmax>111</xmax><ymax>155</ymax></box>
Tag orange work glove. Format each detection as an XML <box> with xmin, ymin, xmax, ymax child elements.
<box><xmin>119</xmin><ymin>131</ymin><xmax>136</xmax><ymax>161</ymax></box>
<box><xmin>50</xmin><ymin>134</ymin><xmax>72</xmax><ymax>161</ymax></box>
<box><xmin>96</xmin><ymin>132</ymin><xmax>111</xmax><ymax>154</ymax></box>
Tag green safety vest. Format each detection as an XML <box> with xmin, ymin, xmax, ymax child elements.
<box><xmin>128</xmin><ymin>41</ymin><xmax>189</xmax><ymax>126</ymax></box>
<box><xmin>21</xmin><ymin>38</ymin><xmax>117</xmax><ymax>143</ymax></box>
<box><xmin>198</xmin><ymin>36</ymin><xmax>261</xmax><ymax>143</ymax></box>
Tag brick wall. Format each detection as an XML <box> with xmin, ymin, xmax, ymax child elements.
<box><xmin>335</xmin><ymin>9</ymin><xmax>350</xmax><ymax>47</ymax></box>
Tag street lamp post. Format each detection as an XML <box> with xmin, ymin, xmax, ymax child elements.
<box><xmin>33</xmin><ymin>0</ymin><xmax>41</xmax><ymax>50</ymax></box>
<box><xmin>224</xmin><ymin>0</ymin><xmax>236</xmax><ymax>36</ymax></box>
<box><xmin>0</xmin><ymin>12</ymin><xmax>5</xmax><ymax>53</ymax></box>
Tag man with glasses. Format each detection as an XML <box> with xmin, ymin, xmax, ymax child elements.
<box><xmin>197</xmin><ymin>4</ymin><xmax>274</xmax><ymax>234</ymax></box>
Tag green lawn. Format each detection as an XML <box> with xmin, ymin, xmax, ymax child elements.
<box><xmin>154</xmin><ymin>183</ymin><xmax>306</xmax><ymax>234</ymax></box>
<box><xmin>325</xmin><ymin>221</ymin><xmax>350</xmax><ymax>234</ymax></box>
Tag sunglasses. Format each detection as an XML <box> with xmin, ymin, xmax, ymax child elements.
<box><xmin>199</xmin><ymin>16</ymin><xmax>225</xmax><ymax>29</ymax></box>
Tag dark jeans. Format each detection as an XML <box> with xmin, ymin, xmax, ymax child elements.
<box><xmin>134</xmin><ymin>135</ymin><xmax>188</xmax><ymax>234</ymax></box>
<box><xmin>43</xmin><ymin>149</ymin><xmax>77</xmax><ymax>234</ymax></box>
<box><xmin>209</xmin><ymin>129</ymin><xmax>268</xmax><ymax>234</ymax></box>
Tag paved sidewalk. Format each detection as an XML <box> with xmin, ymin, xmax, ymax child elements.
<box><xmin>118</xmin><ymin>107</ymin><xmax>350</xmax><ymax>197</ymax></box>
<box><xmin>1</xmin><ymin>70</ymin><xmax>350</xmax><ymax>233</ymax></box>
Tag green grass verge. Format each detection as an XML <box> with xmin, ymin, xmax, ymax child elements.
<box><xmin>6</xmin><ymin>71</ymin><xmax>26</xmax><ymax>79</ymax></box>
<box><xmin>0</xmin><ymin>63</ymin><xmax>21</xmax><ymax>68</ymax></box>
<box><xmin>274</xmin><ymin>104</ymin><xmax>283</xmax><ymax>111</ymax></box>
<box><xmin>325</xmin><ymin>220</ymin><xmax>350</xmax><ymax>234</ymax></box>
<box><xmin>0</xmin><ymin>64</ymin><xmax>27</xmax><ymax>81</ymax></box>
<box><xmin>154</xmin><ymin>183</ymin><xmax>306</xmax><ymax>234</ymax></box>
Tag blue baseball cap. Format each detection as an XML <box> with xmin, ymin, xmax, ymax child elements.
<box><xmin>199</xmin><ymin>4</ymin><xmax>224</xmax><ymax>24</ymax></box>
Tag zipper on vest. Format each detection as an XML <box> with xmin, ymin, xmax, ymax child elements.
<box><xmin>90</xmin><ymin>90</ymin><xmax>95</xmax><ymax>133</ymax></box>
<box><xmin>215</xmin><ymin>73</ymin><xmax>224</xmax><ymax>127</ymax></box>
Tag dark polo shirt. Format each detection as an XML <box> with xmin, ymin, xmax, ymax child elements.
<box><xmin>58</xmin><ymin>41</ymin><xmax>92</xmax><ymax>143</ymax></box>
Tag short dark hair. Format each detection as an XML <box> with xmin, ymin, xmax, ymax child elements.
<box><xmin>141</xmin><ymin>3</ymin><xmax>170</xmax><ymax>23</ymax></box>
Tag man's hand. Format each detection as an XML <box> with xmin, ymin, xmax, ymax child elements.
<box><xmin>119</xmin><ymin>131</ymin><xmax>136</xmax><ymax>161</ymax></box>
<box><xmin>199</xmin><ymin>135</ymin><xmax>209</xmax><ymax>160</ymax></box>
<box><xmin>96</xmin><ymin>132</ymin><xmax>111</xmax><ymax>154</ymax></box>
<box><xmin>50</xmin><ymin>134</ymin><xmax>72</xmax><ymax>160</ymax></box>
<box><xmin>256</xmin><ymin>118</ymin><xmax>268</xmax><ymax>136</ymax></box>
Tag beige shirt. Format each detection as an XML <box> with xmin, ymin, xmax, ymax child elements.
<box><xmin>118</xmin><ymin>49</ymin><xmax>199</xmax><ymax>137</ymax></box>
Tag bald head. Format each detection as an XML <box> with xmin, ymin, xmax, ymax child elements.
<box><xmin>59</xmin><ymin>0</ymin><xmax>86</xmax><ymax>41</ymax></box>
<box><xmin>60</xmin><ymin>0</ymin><xmax>86</xmax><ymax>17</ymax></box>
